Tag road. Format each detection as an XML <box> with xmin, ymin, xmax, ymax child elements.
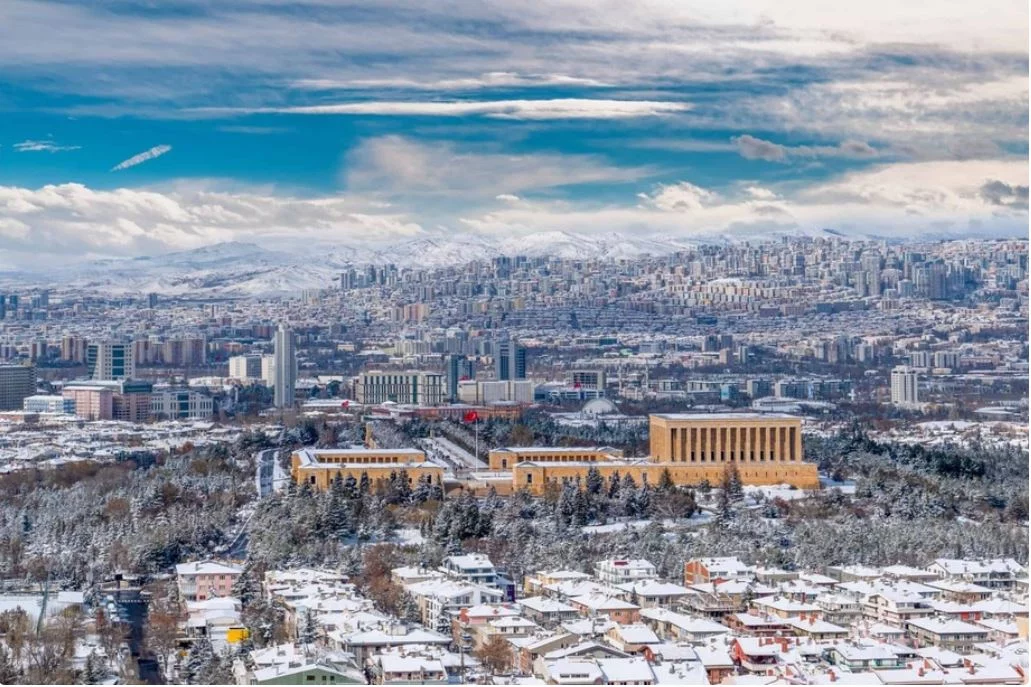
<box><xmin>423</xmin><ymin>436</ymin><xmax>487</xmax><ymax>472</ymax></box>
<box><xmin>255</xmin><ymin>448</ymin><xmax>289</xmax><ymax>497</ymax></box>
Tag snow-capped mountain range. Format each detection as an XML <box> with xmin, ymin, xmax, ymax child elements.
<box><xmin>0</xmin><ymin>227</ymin><xmax>1001</xmax><ymax>296</ymax></box>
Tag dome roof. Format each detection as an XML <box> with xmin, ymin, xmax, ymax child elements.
<box><xmin>582</xmin><ymin>398</ymin><xmax>618</xmax><ymax>415</ymax></box>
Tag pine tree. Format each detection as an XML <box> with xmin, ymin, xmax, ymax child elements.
<box><xmin>182</xmin><ymin>636</ymin><xmax>214</xmax><ymax>685</ymax></box>
<box><xmin>607</xmin><ymin>472</ymin><xmax>622</xmax><ymax>499</ymax></box>
<box><xmin>586</xmin><ymin>466</ymin><xmax>604</xmax><ymax>495</ymax></box>
<box><xmin>658</xmin><ymin>468</ymin><xmax>675</xmax><ymax>491</ymax></box>
<box><xmin>358</xmin><ymin>472</ymin><xmax>371</xmax><ymax>496</ymax></box>
<box><xmin>727</xmin><ymin>463</ymin><xmax>744</xmax><ymax>500</ymax></box>
<box><xmin>299</xmin><ymin>607</ymin><xmax>319</xmax><ymax>646</ymax></box>
<box><xmin>82</xmin><ymin>649</ymin><xmax>105</xmax><ymax>684</ymax></box>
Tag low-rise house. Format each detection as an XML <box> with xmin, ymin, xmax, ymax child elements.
<box><xmin>568</xmin><ymin>594</ymin><xmax>641</xmax><ymax>624</ymax></box>
<box><xmin>440</xmin><ymin>554</ymin><xmax>497</xmax><ymax>587</ymax></box>
<box><xmin>725</xmin><ymin>611</ymin><xmax>792</xmax><ymax>637</ymax></box>
<box><xmin>750</xmin><ymin>595</ymin><xmax>822</xmax><ymax>620</ymax></box>
<box><xmin>595</xmin><ymin>559</ymin><xmax>658</xmax><ymax>585</ymax></box>
<box><xmin>512</xmin><ymin>631</ymin><xmax>578</xmax><ymax>675</ymax></box>
<box><xmin>906</xmin><ymin>617</ymin><xmax>990</xmax><ymax>654</ymax></box>
<box><xmin>615</xmin><ymin>580</ymin><xmax>692</xmax><ymax>609</ymax></box>
<box><xmin>518</xmin><ymin>597</ymin><xmax>580</xmax><ymax>626</ymax></box>
<box><xmin>376</xmin><ymin>655</ymin><xmax>448</xmax><ymax>685</ymax></box>
<box><xmin>823</xmin><ymin>642</ymin><xmax>905</xmax><ymax>671</ymax></box>
<box><xmin>524</xmin><ymin>570</ymin><xmax>592</xmax><ymax>596</ymax></box>
<box><xmin>786</xmin><ymin>617</ymin><xmax>849</xmax><ymax>640</ymax></box>
<box><xmin>685</xmin><ymin>557</ymin><xmax>753</xmax><ymax>584</ymax></box>
<box><xmin>927</xmin><ymin>579</ymin><xmax>995</xmax><ymax>604</ymax></box>
<box><xmin>729</xmin><ymin>637</ymin><xmax>785</xmax><ymax>676</ymax></box>
<box><xmin>604</xmin><ymin>624</ymin><xmax>660</xmax><ymax>654</ymax></box>
<box><xmin>251</xmin><ymin>662</ymin><xmax>363</xmax><ymax>685</ymax></box>
<box><xmin>929</xmin><ymin>559</ymin><xmax>1025</xmax><ymax>589</ymax></box>
<box><xmin>638</xmin><ymin>607</ymin><xmax>730</xmax><ymax>643</ymax></box>
<box><xmin>693</xmin><ymin>645</ymin><xmax>735</xmax><ymax>684</ymax></box>
<box><xmin>861</xmin><ymin>591</ymin><xmax>935</xmax><ymax>626</ymax></box>
<box><xmin>329</xmin><ymin>625</ymin><xmax>451</xmax><ymax>663</ymax></box>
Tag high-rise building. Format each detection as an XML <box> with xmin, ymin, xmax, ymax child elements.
<box><xmin>273</xmin><ymin>324</ymin><xmax>296</xmax><ymax>408</ymax></box>
<box><xmin>890</xmin><ymin>366</ymin><xmax>919</xmax><ymax>407</ymax></box>
<box><xmin>446</xmin><ymin>354</ymin><xmax>474</xmax><ymax>402</ymax></box>
<box><xmin>0</xmin><ymin>364</ymin><xmax>36</xmax><ymax>411</ymax></box>
<box><xmin>495</xmin><ymin>339</ymin><xmax>526</xmax><ymax>381</ymax></box>
<box><xmin>86</xmin><ymin>342</ymin><xmax>135</xmax><ymax>380</ymax></box>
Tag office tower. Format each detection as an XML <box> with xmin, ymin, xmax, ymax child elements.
<box><xmin>495</xmin><ymin>339</ymin><xmax>526</xmax><ymax>381</ymax></box>
<box><xmin>273</xmin><ymin>324</ymin><xmax>296</xmax><ymax>408</ymax></box>
<box><xmin>260</xmin><ymin>355</ymin><xmax>277</xmax><ymax>386</ymax></box>
<box><xmin>147</xmin><ymin>292</ymin><xmax>159</xmax><ymax>308</ymax></box>
<box><xmin>355</xmin><ymin>370</ymin><xmax>444</xmax><ymax>406</ymax></box>
<box><xmin>446</xmin><ymin>354</ymin><xmax>474</xmax><ymax>401</ymax></box>
<box><xmin>0</xmin><ymin>364</ymin><xmax>36</xmax><ymax>410</ymax></box>
<box><xmin>86</xmin><ymin>342</ymin><xmax>135</xmax><ymax>380</ymax></box>
<box><xmin>0</xmin><ymin>295</ymin><xmax>6</xmax><ymax>320</ymax></box>
<box><xmin>890</xmin><ymin>366</ymin><xmax>919</xmax><ymax>407</ymax></box>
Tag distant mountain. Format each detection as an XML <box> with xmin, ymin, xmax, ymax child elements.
<box><xmin>0</xmin><ymin>225</ymin><xmax>1004</xmax><ymax>296</ymax></box>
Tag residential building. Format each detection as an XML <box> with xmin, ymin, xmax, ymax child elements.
<box><xmin>890</xmin><ymin>365</ymin><xmax>919</xmax><ymax>407</ymax></box>
<box><xmin>175</xmin><ymin>559</ymin><xmax>243</xmax><ymax>602</ymax></box>
<box><xmin>594</xmin><ymin>559</ymin><xmax>658</xmax><ymax>586</ymax></box>
<box><xmin>151</xmin><ymin>388</ymin><xmax>214</xmax><ymax>420</ymax></box>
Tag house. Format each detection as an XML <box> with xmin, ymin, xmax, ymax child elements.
<box><xmin>750</xmin><ymin>595</ymin><xmax>821</xmax><ymax>620</ymax></box>
<box><xmin>729</xmin><ymin>637</ymin><xmax>786</xmax><ymax>675</ymax></box>
<box><xmin>615</xmin><ymin>580</ymin><xmax>691</xmax><ymax>609</ymax></box>
<box><xmin>638</xmin><ymin>607</ymin><xmax>730</xmax><ymax>643</ymax></box>
<box><xmin>861</xmin><ymin>591</ymin><xmax>935</xmax><ymax>626</ymax></box>
<box><xmin>518</xmin><ymin>596</ymin><xmax>580</xmax><ymax>625</ymax></box>
<box><xmin>823</xmin><ymin>642</ymin><xmax>905</xmax><ymax>671</ymax></box>
<box><xmin>785</xmin><ymin>617</ymin><xmax>849</xmax><ymax>640</ymax></box>
<box><xmin>512</xmin><ymin>631</ymin><xmax>578</xmax><ymax>675</ymax></box>
<box><xmin>906</xmin><ymin>617</ymin><xmax>990</xmax><ymax>653</ymax></box>
<box><xmin>594</xmin><ymin>559</ymin><xmax>658</xmax><ymax>585</ymax></box>
<box><xmin>329</xmin><ymin>626</ymin><xmax>451</xmax><ymax>663</ymax></box>
<box><xmin>684</xmin><ymin>557</ymin><xmax>753</xmax><ymax>584</ymax></box>
<box><xmin>525</xmin><ymin>570</ymin><xmax>592</xmax><ymax>596</ymax></box>
<box><xmin>693</xmin><ymin>645</ymin><xmax>735</xmax><ymax>684</ymax></box>
<box><xmin>175</xmin><ymin>560</ymin><xmax>243</xmax><ymax>602</ymax></box>
<box><xmin>724</xmin><ymin>611</ymin><xmax>792</xmax><ymax>636</ymax></box>
<box><xmin>826</xmin><ymin>565</ymin><xmax>884</xmax><ymax>583</ymax></box>
<box><xmin>440</xmin><ymin>554</ymin><xmax>497</xmax><ymax>587</ymax></box>
<box><xmin>535</xmin><ymin>658</ymin><xmax>604</xmax><ymax>685</ymax></box>
<box><xmin>251</xmin><ymin>662</ymin><xmax>363</xmax><ymax>685</ymax></box>
<box><xmin>404</xmin><ymin>579</ymin><xmax>504</xmax><ymax>631</ymax></box>
<box><xmin>568</xmin><ymin>594</ymin><xmax>641</xmax><ymax>624</ymax></box>
<box><xmin>929</xmin><ymin>559</ymin><xmax>1025</xmax><ymax>589</ymax></box>
<box><xmin>927</xmin><ymin>579</ymin><xmax>995</xmax><ymax>604</ymax></box>
<box><xmin>882</xmin><ymin>565</ymin><xmax>941</xmax><ymax>583</ymax></box>
<box><xmin>184</xmin><ymin>597</ymin><xmax>244</xmax><ymax>650</ymax></box>
<box><xmin>375</xmin><ymin>655</ymin><xmax>448</xmax><ymax>685</ymax></box>
<box><xmin>596</xmin><ymin>657</ymin><xmax>656</xmax><ymax>685</ymax></box>
<box><xmin>390</xmin><ymin>566</ymin><xmax>444</xmax><ymax>586</ymax></box>
<box><xmin>604</xmin><ymin>624</ymin><xmax>660</xmax><ymax>654</ymax></box>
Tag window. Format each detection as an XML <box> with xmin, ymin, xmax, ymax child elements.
<box><xmin>526</xmin><ymin>474</ymin><xmax>533</xmax><ymax>484</ymax></box>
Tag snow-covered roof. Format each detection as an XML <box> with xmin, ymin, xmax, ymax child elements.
<box><xmin>175</xmin><ymin>560</ymin><xmax>243</xmax><ymax>576</ymax></box>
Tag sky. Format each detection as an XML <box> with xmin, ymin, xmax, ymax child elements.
<box><xmin>0</xmin><ymin>0</ymin><xmax>1027</xmax><ymax>264</ymax></box>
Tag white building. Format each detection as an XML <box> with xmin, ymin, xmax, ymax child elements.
<box><xmin>354</xmin><ymin>370</ymin><xmax>444</xmax><ymax>406</ymax></box>
<box><xmin>440</xmin><ymin>554</ymin><xmax>497</xmax><ymax>587</ymax></box>
<box><xmin>273</xmin><ymin>325</ymin><xmax>297</xmax><ymax>408</ymax></box>
<box><xmin>151</xmin><ymin>389</ymin><xmax>214</xmax><ymax>420</ymax></box>
<box><xmin>594</xmin><ymin>559</ymin><xmax>658</xmax><ymax>585</ymax></box>
<box><xmin>23</xmin><ymin>394</ymin><xmax>75</xmax><ymax>414</ymax></box>
<box><xmin>890</xmin><ymin>366</ymin><xmax>919</xmax><ymax>407</ymax></box>
<box><xmin>86</xmin><ymin>342</ymin><xmax>135</xmax><ymax>381</ymax></box>
<box><xmin>228</xmin><ymin>354</ymin><xmax>274</xmax><ymax>383</ymax></box>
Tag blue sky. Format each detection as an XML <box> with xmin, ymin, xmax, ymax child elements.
<box><xmin>0</xmin><ymin>0</ymin><xmax>1027</xmax><ymax>263</ymax></box>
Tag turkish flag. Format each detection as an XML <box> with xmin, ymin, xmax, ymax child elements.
<box><xmin>463</xmin><ymin>410</ymin><xmax>479</xmax><ymax>423</ymax></box>
<box><xmin>341</xmin><ymin>400</ymin><xmax>350</xmax><ymax>408</ymax></box>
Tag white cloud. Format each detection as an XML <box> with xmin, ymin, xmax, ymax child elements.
<box><xmin>111</xmin><ymin>144</ymin><xmax>172</xmax><ymax>171</ymax></box>
<box><xmin>639</xmin><ymin>182</ymin><xmax>719</xmax><ymax>211</ymax></box>
<box><xmin>0</xmin><ymin>182</ymin><xmax>423</xmax><ymax>259</ymax></box>
<box><xmin>217</xmin><ymin>99</ymin><xmax>690</xmax><ymax>120</ymax></box>
<box><xmin>13</xmin><ymin>139</ymin><xmax>80</xmax><ymax>153</ymax></box>
<box><xmin>293</xmin><ymin>72</ymin><xmax>613</xmax><ymax>91</ymax></box>
<box><xmin>733</xmin><ymin>134</ymin><xmax>879</xmax><ymax>162</ymax></box>
<box><xmin>344</xmin><ymin>135</ymin><xmax>649</xmax><ymax>196</ymax></box>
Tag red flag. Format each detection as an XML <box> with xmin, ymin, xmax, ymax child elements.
<box><xmin>341</xmin><ymin>400</ymin><xmax>350</xmax><ymax>409</ymax></box>
<box><xmin>463</xmin><ymin>410</ymin><xmax>479</xmax><ymax>423</ymax></box>
<box><xmin>573</xmin><ymin>382</ymin><xmax>581</xmax><ymax>389</ymax></box>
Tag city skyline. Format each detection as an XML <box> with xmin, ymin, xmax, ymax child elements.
<box><xmin>0</xmin><ymin>0</ymin><xmax>1027</xmax><ymax>267</ymax></box>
